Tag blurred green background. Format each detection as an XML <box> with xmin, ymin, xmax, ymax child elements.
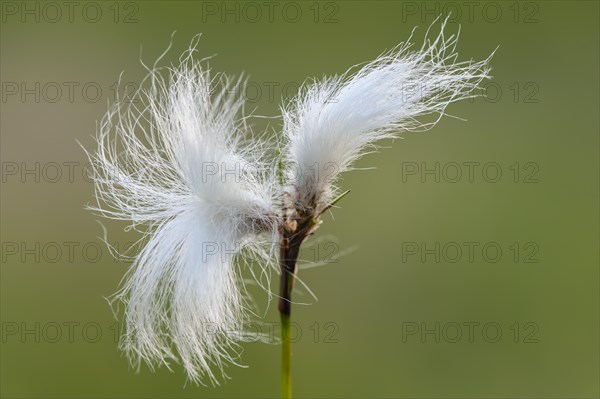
<box><xmin>1</xmin><ymin>1</ymin><xmax>598</xmax><ymax>398</ymax></box>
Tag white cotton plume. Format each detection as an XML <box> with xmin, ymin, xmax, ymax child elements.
<box><xmin>282</xmin><ymin>20</ymin><xmax>494</xmax><ymax>211</ymax></box>
<box><xmin>85</xmin><ymin>37</ymin><xmax>278</xmax><ymax>384</ymax></box>
<box><xmin>84</xmin><ymin>22</ymin><xmax>494</xmax><ymax>385</ymax></box>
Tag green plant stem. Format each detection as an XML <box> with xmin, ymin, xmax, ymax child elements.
<box><xmin>279</xmin><ymin>223</ymin><xmax>303</xmax><ymax>398</ymax></box>
<box><xmin>280</xmin><ymin>311</ymin><xmax>292</xmax><ymax>399</ymax></box>
<box><xmin>279</xmin><ymin>253</ymin><xmax>297</xmax><ymax>398</ymax></box>
<box><xmin>279</xmin><ymin>197</ymin><xmax>320</xmax><ymax>398</ymax></box>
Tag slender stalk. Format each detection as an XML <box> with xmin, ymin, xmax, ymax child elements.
<box><xmin>278</xmin><ymin>191</ymin><xmax>323</xmax><ymax>397</ymax></box>
<box><xmin>280</xmin><ymin>311</ymin><xmax>292</xmax><ymax>398</ymax></box>
<box><xmin>278</xmin><ymin>236</ymin><xmax>299</xmax><ymax>399</ymax></box>
<box><xmin>278</xmin><ymin>207</ymin><xmax>308</xmax><ymax>399</ymax></box>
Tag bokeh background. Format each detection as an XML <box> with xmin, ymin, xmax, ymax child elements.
<box><xmin>1</xmin><ymin>1</ymin><xmax>598</xmax><ymax>398</ymax></box>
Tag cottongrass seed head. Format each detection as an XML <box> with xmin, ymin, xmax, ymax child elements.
<box><xmin>283</xmin><ymin>17</ymin><xmax>494</xmax><ymax>213</ymax></box>
<box><xmin>86</xmin><ymin>20</ymin><xmax>493</xmax><ymax>385</ymax></box>
<box><xmin>86</xmin><ymin>36</ymin><xmax>280</xmax><ymax>385</ymax></box>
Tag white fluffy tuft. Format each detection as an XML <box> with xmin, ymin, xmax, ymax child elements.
<box><xmin>85</xmin><ymin>22</ymin><xmax>494</xmax><ymax>385</ymax></box>
<box><xmin>86</xmin><ymin>37</ymin><xmax>278</xmax><ymax>385</ymax></box>
<box><xmin>282</xmin><ymin>19</ymin><xmax>494</xmax><ymax>210</ymax></box>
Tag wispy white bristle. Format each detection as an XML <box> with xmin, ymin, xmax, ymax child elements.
<box><xmin>85</xmin><ymin>36</ymin><xmax>278</xmax><ymax>385</ymax></box>
<box><xmin>282</xmin><ymin>19</ymin><xmax>494</xmax><ymax>210</ymax></box>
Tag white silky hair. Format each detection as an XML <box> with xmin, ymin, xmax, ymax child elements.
<box><xmin>86</xmin><ymin>36</ymin><xmax>279</xmax><ymax>384</ymax></box>
<box><xmin>282</xmin><ymin>19</ymin><xmax>494</xmax><ymax>210</ymax></box>
<box><xmin>86</xmin><ymin>20</ymin><xmax>493</xmax><ymax>386</ymax></box>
